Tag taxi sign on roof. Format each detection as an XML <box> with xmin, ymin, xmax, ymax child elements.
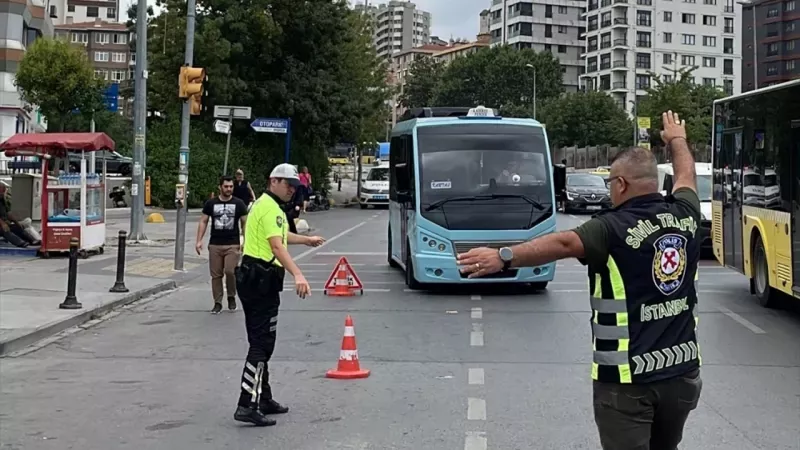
<box><xmin>467</xmin><ymin>106</ymin><xmax>494</xmax><ymax>117</ymax></box>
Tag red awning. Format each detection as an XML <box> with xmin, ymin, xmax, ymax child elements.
<box><xmin>0</xmin><ymin>132</ymin><xmax>116</xmax><ymax>157</ymax></box>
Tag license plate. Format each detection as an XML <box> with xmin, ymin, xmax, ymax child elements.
<box><xmin>587</xmin><ymin>205</ymin><xmax>601</xmax><ymax>210</ymax></box>
<box><xmin>373</xmin><ymin>195</ymin><xmax>387</xmax><ymax>200</ymax></box>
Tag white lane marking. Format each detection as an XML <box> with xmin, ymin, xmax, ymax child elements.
<box><xmin>569</xmin><ymin>215</ymin><xmax>579</xmax><ymax>219</ymax></box>
<box><xmin>468</xmin><ymin>368</ymin><xmax>485</xmax><ymax>385</ymax></box>
<box><xmin>471</xmin><ymin>295</ymin><xmax>482</xmax><ymax>301</ymax></box>
<box><xmin>717</xmin><ymin>306</ymin><xmax>767</xmax><ymax>334</ymax></box>
<box><xmin>316</xmin><ymin>251</ymin><xmax>386</xmax><ymax>256</ymax></box>
<box><xmin>464</xmin><ymin>431</ymin><xmax>487</xmax><ymax>450</ymax></box>
<box><xmin>467</xmin><ymin>398</ymin><xmax>487</xmax><ymax>420</ymax></box>
<box><xmin>470</xmin><ymin>323</ymin><xmax>484</xmax><ymax>347</ymax></box>
<box><xmin>471</xmin><ymin>307</ymin><xmax>483</xmax><ymax>319</ymax></box>
<box><xmin>295</xmin><ymin>221</ymin><xmax>368</xmax><ymax>261</ymax></box>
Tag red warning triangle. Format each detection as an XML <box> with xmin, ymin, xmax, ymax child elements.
<box><xmin>324</xmin><ymin>257</ymin><xmax>364</xmax><ymax>290</ymax></box>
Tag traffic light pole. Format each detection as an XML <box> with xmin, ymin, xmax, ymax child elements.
<box><xmin>173</xmin><ymin>0</ymin><xmax>196</xmax><ymax>271</ymax></box>
<box><xmin>129</xmin><ymin>0</ymin><xmax>148</xmax><ymax>242</ymax></box>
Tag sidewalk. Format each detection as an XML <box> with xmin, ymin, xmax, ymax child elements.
<box><xmin>0</xmin><ymin>215</ymin><xmax>209</xmax><ymax>356</ymax></box>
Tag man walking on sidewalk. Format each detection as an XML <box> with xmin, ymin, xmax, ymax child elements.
<box><xmin>196</xmin><ymin>175</ymin><xmax>249</xmax><ymax>314</ymax></box>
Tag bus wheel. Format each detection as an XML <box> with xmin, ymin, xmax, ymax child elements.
<box><xmin>528</xmin><ymin>282</ymin><xmax>548</xmax><ymax>292</ymax></box>
<box><xmin>752</xmin><ymin>235</ymin><xmax>780</xmax><ymax>309</ymax></box>
<box><xmin>405</xmin><ymin>242</ymin><xmax>422</xmax><ymax>290</ymax></box>
<box><xmin>387</xmin><ymin>228</ymin><xmax>399</xmax><ymax>268</ymax></box>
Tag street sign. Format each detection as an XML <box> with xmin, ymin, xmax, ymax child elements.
<box><xmin>214</xmin><ymin>120</ymin><xmax>231</xmax><ymax>134</ymax></box>
<box><xmin>104</xmin><ymin>82</ymin><xmax>119</xmax><ymax>112</ymax></box>
<box><xmin>213</xmin><ymin>105</ymin><xmax>252</xmax><ymax>120</ymax></box>
<box><xmin>250</xmin><ymin>118</ymin><xmax>289</xmax><ymax>134</ymax></box>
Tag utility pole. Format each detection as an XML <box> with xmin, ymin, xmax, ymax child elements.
<box><xmin>129</xmin><ymin>0</ymin><xmax>148</xmax><ymax>241</ymax></box>
<box><xmin>174</xmin><ymin>0</ymin><xmax>197</xmax><ymax>271</ymax></box>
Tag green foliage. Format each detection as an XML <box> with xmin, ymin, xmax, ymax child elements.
<box><xmin>399</xmin><ymin>45</ymin><xmax>563</xmax><ymax>112</ymax></box>
<box><xmin>400</xmin><ymin>57</ymin><xmax>445</xmax><ymax>109</ymax></box>
<box><xmin>123</xmin><ymin>0</ymin><xmax>388</xmax><ymax>207</ymax></box>
<box><xmin>639</xmin><ymin>67</ymin><xmax>726</xmax><ymax>145</ymax></box>
<box><xmin>540</xmin><ymin>91</ymin><xmax>633</xmax><ymax>148</ymax></box>
<box><xmin>15</xmin><ymin>37</ymin><xmax>107</xmax><ymax>131</ymax></box>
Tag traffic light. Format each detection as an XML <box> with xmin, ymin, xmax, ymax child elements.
<box><xmin>178</xmin><ymin>66</ymin><xmax>205</xmax><ymax>99</ymax></box>
<box><xmin>189</xmin><ymin>93</ymin><xmax>203</xmax><ymax>116</ymax></box>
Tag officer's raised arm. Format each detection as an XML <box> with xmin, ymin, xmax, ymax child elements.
<box><xmin>661</xmin><ymin>110</ymin><xmax>696</xmax><ymax>194</ymax></box>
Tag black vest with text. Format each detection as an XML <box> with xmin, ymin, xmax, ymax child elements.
<box><xmin>588</xmin><ymin>193</ymin><xmax>701</xmax><ymax>384</ymax></box>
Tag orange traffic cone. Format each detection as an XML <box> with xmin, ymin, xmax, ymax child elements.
<box><xmin>324</xmin><ymin>257</ymin><xmax>363</xmax><ymax>297</ymax></box>
<box><xmin>331</xmin><ymin>265</ymin><xmax>354</xmax><ymax>297</ymax></box>
<box><xmin>326</xmin><ymin>315</ymin><xmax>370</xmax><ymax>379</ymax></box>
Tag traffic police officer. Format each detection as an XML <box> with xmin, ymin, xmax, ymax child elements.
<box><xmin>457</xmin><ymin>112</ymin><xmax>703</xmax><ymax>450</ymax></box>
<box><xmin>233</xmin><ymin>163</ymin><xmax>325</xmax><ymax>427</ymax></box>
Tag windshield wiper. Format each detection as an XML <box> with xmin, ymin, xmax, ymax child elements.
<box><xmin>425</xmin><ymin>194</ymin><xmax>546</xmax><ymax>212</ymax></box>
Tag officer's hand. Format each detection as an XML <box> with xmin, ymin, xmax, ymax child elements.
<box><xmin>295</xmin><ymin>274</ymin><xmax>311</xmax><ymax>298</ymax></box>
<box><xmin>457</xmin><ymin>247</ymin><xmax>504</xmax><ymax>278</ymax></box>
<box><xmin>195</xmin><ymin>241</ymin><xmax>203</xmax><ymax>255</ymax></box>
<box><xmin>661</xmin><ymin>110</ymin><xmax>687</xmax><ymax>145</ymax></box>
<box><xmin>305</xmin><ymin>236</ymin><xmax>326</xmax><ymax>247</ymax></box>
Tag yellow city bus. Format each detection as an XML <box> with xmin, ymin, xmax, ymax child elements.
<box><xmin>711</xmin><ymin>79</ymin><xmax>800</xmax><ymax>308</ymax></box>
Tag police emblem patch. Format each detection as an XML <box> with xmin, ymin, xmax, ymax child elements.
<box><xmin>652</xmin><ymin>234</ymin><xmax>688</xmax><ymax>295</ymax></box>
<box><xmin>276</xmin><ymin>216</ymin><xmax>284</xmax><ymax>228</ymax></box>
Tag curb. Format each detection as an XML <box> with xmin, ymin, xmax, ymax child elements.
<box><xmin>0</xmin><ymin>280</ymin><xmax>177</xmax><ymax>357</ymax></box>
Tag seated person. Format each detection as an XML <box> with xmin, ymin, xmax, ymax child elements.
<box><xmin>0</xmin><ymin>193</ymin><xmax>40</xmax><ymax>248</ymax></box>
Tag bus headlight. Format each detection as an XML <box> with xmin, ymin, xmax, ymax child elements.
<box><xmin>420</xmin><ymin>233</ymin><xmax>450</xmax><ymax>253</ymax></box>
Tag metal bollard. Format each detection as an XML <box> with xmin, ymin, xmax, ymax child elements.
<box><xmin>109</xmin><ymin>230</ymin><xmax>130</xmax><ymax>293</ymax></box>
<box><xmin>338</xmin><ymin>177</ymin><xmax>342</xmax><ymax>191</ymax></box>
<box><xmin>59</xmin><ymin>238</ymin><xmax>82</xmax><ymax>309</ymax></box>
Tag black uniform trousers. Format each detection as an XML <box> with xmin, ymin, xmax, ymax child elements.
<box><xmin>235</xmin><ymin>256</ymin><xmax>283</xmax><ymax>408</ymax></box>
<box><xmin>593</xmin><ymin>369</ymin><xmax>703</xmax><ymax>450</ymax></box>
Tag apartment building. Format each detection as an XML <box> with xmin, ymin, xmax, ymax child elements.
<box><xmin>741</xmin><ymin>0</ymin><xmax>799</xmax><ymax>91</ymax></box>
<box><xmin>582</xmin><ymin>0</ymin><xmax>742</xmax><ymax>116</ymax></box>
<box><xmin>55</xmin><ymin>19</ymin><xmax>131</xmax><ymax>84</ymax></box>
<box><xmin>354</xmin><ymin>1</ymin><xmax>432</xmax><ymax>61</ymax></box>
<box><xmin>487</xmin><ymin>0</ymin><xmax>586</xmax><ymax>92</ymax></box>
<box><xmin>47</xmin><ymin>0</ymin><xmax>120</xmax><ymax>25</ymax></box>
<box><xmin>0</xmin><ymin>0</ymin><xmax>53</xmax><ymax>169</ymax></box>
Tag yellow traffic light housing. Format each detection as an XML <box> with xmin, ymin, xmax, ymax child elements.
<box><xmin>189</xmin><ymin>94</ymin><xmax>203</xmax><ymax>116</ymax></box>
<box><xmin>178</xmin><ymin>66</ymin><xmax>205</xmax><ymax>99</ymax></box>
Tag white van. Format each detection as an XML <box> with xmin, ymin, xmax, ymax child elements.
<box><xmin>657</xmin><ymin>162</ymin><xmax>712</xmax><ymax>251</ymax></box>
<box><xmin>359</xmin><ymin>163</ymin><xmax>390</xmax><ymax>209</ymax></box>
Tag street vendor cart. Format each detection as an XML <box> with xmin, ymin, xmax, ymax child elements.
<box><xmin>0</xmin><ymin>133</ymin><xmax>115</xmax><ymax>259</ymax></box>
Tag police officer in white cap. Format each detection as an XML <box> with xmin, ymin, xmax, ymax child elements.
<box><xmin>233</xmin><ymin>163</ymin><xmax>325</xmax><ymax>426</ymax></box>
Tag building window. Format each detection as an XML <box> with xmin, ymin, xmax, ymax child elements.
<box><xmin>94</xmin><ymin>69</ymin><xmax>107</xmax><ymax>79</ymax></box>
<box><xmin>702</xmin><ymin>57</ymin><xmax>716</xmax><ymax>67</ymax></box>
<box><xmin>703</xmin><ymin>78</ymin><xmax>715</xmax><ymax>86</ymax></box>
<box><xmin>787</xmin><ymin>60</ymin><xmax>796</xmax><ymax>71</ymax></box>
<box><xmin>87</xmin><ymin>6</ymin><xmax>98</xmax><ymax>17</ymax></box>
<box><xmin>682</xmin><ymin>55</ymin><xmax>696</xmax><ymax>65</ymax></box>
<box><xmin>111</xmin><ymin>70</ymin><xmax>126</xmax><ymax>81</ymax></box>
<box><xmin>724</xmin><ymin>17</ymin><xmax>734</xmax><ymax>33</ymax></box>
<box><xmin>71</xmin><ymin>32</ymin><xmax>87</xmax><ymax>44</ymax></box>
<box><xmin>664</xmin><ymin>53</ymin><xmax>673</xmax><ymax>64</ymax></box>
<box><xmin>766</xmin><ymin>64</ymin><xmax>779</xmax><ymax>76</ymax></box>
<box><xmin>558</xmin><ymin>6</ymin><xmax>568</xmax><ymax>14</ymax></box>
<box><xmin>682</xmin><ymin>13</ymin><xmax>695</xmax><ymax>24</ymax></box>
<box><xmin>703</xmin><ymin>36</ymin><xmax>716</xmax><ymax>47</ymax></box>
<box><xmin>703</xmin><ymin>15</ymin><xmax>716</xmax><ymax>26</ymax></box>
<box><xmin>724</xmin><ymin>38</ymin><xmax>734</xmax><ymax>54</ymax></box>
<box><xmin>637</xmin><ymin>31</ymin><xmax>651</xmax><ymax>47</ymax></box>
<box><xmin>94</xmin><ymin>51</ymin><xmax>109</xmax><ymax>62</ymax></box>
<box><xmin>682</xmin><ymin>34</ymin><xmax>696</xmax><ymax>45</ymax></box>
<box><xmin>107</xmin><ymin>8</ymin><xmax>115</xmax><ymax>19</ymax></box>
<box><xmin>95</xmin><ymin>33</ymin><xmax>109</xmax><ymax>44</ymax></box>
<box><xmin>786</xmin><ymin>1</ymin><xmax>796</xmax><ymax>12</ymax></box>
<box><xmin>558</xmin><ymin>45</ymin><xmax>567</xmax><ymax>53</ymax></box>
<box><xmin>664</xmin><ymin>32</ymin><xmax>672</xmax><ymax>43</ymax></box>
<box><xmin>704</xmin><ymin>0</ymin><xmax>716</xmax><ymax>4</ymax></box>
<box><xmin>664</xmin><ymin>11</ymin><xmax>672</xmax><ymax>22</ymax></box>
<box><xmin>636</xmin><ymin>74</ymin><xmax>650</xmax><ymax>89</ymax></box>
<box><xmin>723</xmin><ymin>79</ymin><xmax>733</xmax><ymax>95</ymax></box>
<box><xmin>723</xmin><ymin>58</ymin><xmax>733</xmax><ymax>74</ymax></box>
<box><xmin>112</xmin><ymin>52</ymin><xmax>127</xmax><ymax>63</ymax></box>
<box><xmin>68</xmin><ymin>4</ymin><xmax>74</xmax><ymax>12</ymax></box>
<box><xmin>558</xmin><ymin>25</ymin><xmax>567</xmax><ymax>34</ymax></box>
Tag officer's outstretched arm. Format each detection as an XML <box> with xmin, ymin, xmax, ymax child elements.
<box><xmin>661</xmin><ymin>111</ymin><xmax>696</xmax><ymax>193</ymax></box>
<box><xmin>509</xmin><ymin>231</ymin><xmax>585</xmax><ymax>268</ymax></box>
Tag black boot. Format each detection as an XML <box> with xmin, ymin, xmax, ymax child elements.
<box><xmin>234</xmin><ymin>405</ymin><xmax>276</xmax><ymax>426</ymax></box>
<box><xmin>260</xmin><ymin>398</ymin><xmax>289</xmax><ymax>415</ymax></box>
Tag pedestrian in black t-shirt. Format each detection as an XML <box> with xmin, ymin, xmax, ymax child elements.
<box><xmin>233</xmin><ymin>169</ymin><xmax>256</xmax><ymax>206</ymax></box>
<box><xmin>196</xmin><ymin>175</ymin><xmax>249</xmax><ymax>314</ymax></box>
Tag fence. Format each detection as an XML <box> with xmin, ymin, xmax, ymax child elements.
<box><xmin>552</xmin><ymin>144</ymin><xmax>712</xmax><ymax>170</ymax></box>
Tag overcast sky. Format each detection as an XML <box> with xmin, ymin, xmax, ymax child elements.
<box><xmin>122</xmin><ymin>0</ymin><xmax>488</xmax><ymax>41</ymax></box>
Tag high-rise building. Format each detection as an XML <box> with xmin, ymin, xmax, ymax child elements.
<box><xmin>0</xmin><ymin>0</ymin><xmax>53</xmax><ymax>169</ymax></box>
<box><xmin>479</xmin><ymin>9</ymin><xmax>491</xmax><ymax>34</ymax></box>
<box><xmin>354</xmin><ymin>1</ymin><xmax>432</xmax><ymax>61</ymax></box>
<box><xmin>487</xmin><ymin>0</ymin><xmax>586</xmax><ymax>92</ymax></box>
<box><xmin>47</xmin><ymin>0</ymin><xmax>120</xmax><ymax>25</ymax></box>
<box><xmin>741</xmin><ymin>0</ymin><xmax>799</xmax><ymax>92</ymax></box>
<box><xmin>582</xmin><ymin>0</ymin><xmax>742</xmax><ymax>116</ymax></box>
<box><xmin>55</xmin><ymin>20</ymin><xmax>132</xmax><ymax>84</ymax></box>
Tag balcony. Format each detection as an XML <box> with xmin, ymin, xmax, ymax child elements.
<box><xmin>600</xmin><ymin>62</ymin><xmax>612</xmax><ymax>70</ymax></box>
<box><xmin>636</xmin><ymin>83</ymin><xmax>650</xmax><ymax>90</ymax></box>
<box><xmin>723</xmin><ymin>26</ymin><xmax>734</xmax><ymax>33</ymax></box>
<box><xmin>601</xmin><ymin>41</ymin><xmax>612</xmax><ymax>49</ymax></box>
<box><xmin>588</xmin><ymin>45</ymin><xmax>599</xmax><ymax>52</ymax></box>
<box><xmin>724</xmin><ymin>6</ymin><xmax>734</xmax><ymax>13</ymax></box>
<box><xmin>613</xmin><ymin>38</ymin><xmax>628</xmax><ymax>46</ymax></box>
<box><xmin>637</xmin><ymin>40</ymin><xmax>652</xmax><ymax>48</ymax></box>
<box><xmin>613</xmin><ymin>17</ymin><xmax>628</xmax><ymax>26</ymax></box>
<box><xmin>636</xmin><ymin>20</ymin><xmax>652</xmax><ymax>27</ymax></box>
<box><xmin>612</xmin><ymin>60</ymin><xmax>628</xmax><ymax>69</ymax></box>
<box><xmin>602</xmin><ymin>20</ymin><xmax>612</xmax><ymax>27</ymax></box>
<box><xmin>724</xmin><ymin>47</ymin><xmax>733</xmax><ymax>54</ymax></box>
<box><xmin>614</xmin><ymin>0</ymin><xmax>628</xmax><ymax>4</ymax></box>
<box><xmin>612</xmin><ymin>81</ymin><xmax>627</xmax><ymax>89</ymax></box>
<box><xmin>588</xmin><ymin>24</ymin><xmax>599</xmax><ymax>31</ymax></box>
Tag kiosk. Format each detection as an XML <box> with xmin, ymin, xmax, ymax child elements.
<box><xmin>0</xmin><ymin>133</ymin><xmax>114</xmax><ymax>259</ymax></box>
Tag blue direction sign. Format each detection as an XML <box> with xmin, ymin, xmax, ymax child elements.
<box><xmin>250</xmin><ymin>118</ymin><xmax>289</xmax><ymax>134</ymax></box>
<box><xmin>251</xmin><ymin>117</ymin><xmax>293</xmax><ymax>162</ymax></box>
<box><xmin>103</xmin><ymin>82</ymin><xmax>119</xmax><ymax>113</ymax></box>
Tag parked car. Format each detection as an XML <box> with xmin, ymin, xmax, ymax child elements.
<box><xmin>359</xmin><ymin>164</ymin><xmax>389</xmax><ymax>209</ymax></box>
<box><xmin>68</xmin><ymin>150</ymin><xmax>132</xmax><ymax>175</ymax></box>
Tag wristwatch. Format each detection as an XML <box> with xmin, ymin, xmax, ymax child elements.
<box><xmin>499</xmin><ymin>247</ymin><xmax>513</xmax><ymax>271</ymax></box>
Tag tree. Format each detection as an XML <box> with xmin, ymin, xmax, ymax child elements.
<box><xmin>433</xmin><ymin>45</ymin><xmax>563</xmax><ymax>111</ymax></box>
<box><xmin>638</xmin><ymin>67</ymin><xmax>726</xmax><ymax>145</ymax></box>
<box><xmin>540</xmin><ymin>91</ymin><xmax>633</xmax><ymax>148</ymax></box>
<box><xmin>15</xmin><ymin>37</ymin><xmax>107</xmax><ymax>131</ymax></box>
<box><xmin>400</xmin><ymin>56</ymin><xmax>444</xmax><ymax>109</ymax></box>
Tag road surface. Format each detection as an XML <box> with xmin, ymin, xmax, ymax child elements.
<box><xmin>2</xmin><ymin>208</ymin><xmax>798</xmax><ymax>450</ymax></box>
